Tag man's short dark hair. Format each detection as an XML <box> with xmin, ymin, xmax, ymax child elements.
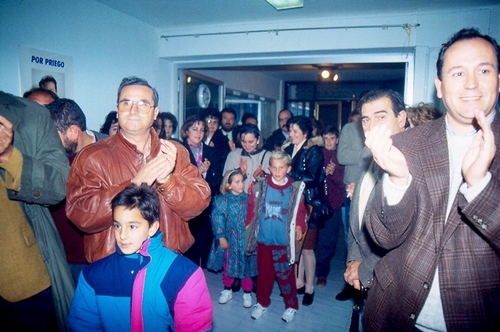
<box><xmin>46</xmin><ymin>98</ymin><xmax>87</xmax><ymax>132</ymax></box>
<box><xmin>278</xmin><ymin>109</ymin><xmax>292</xmax><ymax>118</ymax></box>
<box><xmin>241</xmin><ymin>112</ymin><xmax>257</xmax><ymax>124</ymax></box>
<box><xmin>357</xmin><ymin>89</ymin><xmax>406</xmax><ymax>118</ymax></box>
<box><xmin>23</xmin><ymin>87</ymin><xmax>59</xmax><ymax>101</ymax></box>
<box><xmin>220</xmin><ymin>107</ymin><xmax>237</xmax><ymax>119</ymax></box>
<box><xmin>436</xmin><ymin>28</ymin><xmax>500</xmax><ymax>80</ymax></box>
<box><xmin>38</xmin><ymin>75</ymin><xmax>57</xmax><ymax>91</ymax></box>
<box><xmin>117</xmin><ymin>76</ymin><xmax>159</xmax><ymax>107</ymax></box>
<box><xmin>111</xmin><ymin>183</ymin><xmax>160</xmax><ymax>226</ymax></box>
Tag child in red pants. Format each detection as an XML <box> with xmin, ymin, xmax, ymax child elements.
<box><xmin>245</xmin><ymin>151</ymin><xmax>307</xmax><ymax>323</ymax></box>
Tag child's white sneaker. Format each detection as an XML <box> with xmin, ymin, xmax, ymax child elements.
<box><xmin>243</xmin><ymin>293</ymin><xmax>252</xmax><ymax>308</ymax></box>
<box><xmin>218</xmin><ymin>289</ymin><xmax>233</xmax><ymax>304</ymax></box>
<box><xmin>251</xmin><ymin>303</ymin><xmax>268</xmax><ymax>319</ymax></box>
<box><xmin>281</xmin><ymin>308</ymin><xmax>297</xmax><ymax>322</ymax></box>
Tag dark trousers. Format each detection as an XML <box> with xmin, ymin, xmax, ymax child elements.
<box><xmin>184</xmin><ymin>208</ymin><xmax>213</xmax><ymax>268</ymax></box>
<box><xmin>256</xmin><ymin>243</ymin><xmax>298</xmax><ymax>310</ymax></box>
<box><xmin>0</xmin><ymin>287</ymin><xmax>57</xmax><ymax>331</ymax></box>
<box><xmin>341</xmin><ymin>198</ymin><xmax>351</xmax><ymax>247</ymax></box>
<box><xmin>315</xmin><ymin>208</ymin><xmax>342</xmax><ymax>278</ymax></box>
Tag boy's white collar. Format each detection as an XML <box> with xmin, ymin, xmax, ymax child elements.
<box><xmin>271</xmin><ymin>176</ymin><xmax>288</xmax><ymax>186</ymax></box>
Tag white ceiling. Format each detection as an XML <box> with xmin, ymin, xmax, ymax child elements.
<box><xmin>94</xmin><ymin>0</ymin><xmax>498</xmax><ymax>82</ymax></box>
<box><xmin>95</xmin><ymin>0</ymin><xmax>497</xmax><ymax>31</ymax></box>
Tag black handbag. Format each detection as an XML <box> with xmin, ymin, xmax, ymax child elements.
<box><xmin>307</xmin><ymin>196</ymin><xmax>334</xmax><ymax>228</ymax></box>
<box><xmin>306</xmin><ymin>166</ymin><xmax>334</xmax><ymax>227</ymax></box>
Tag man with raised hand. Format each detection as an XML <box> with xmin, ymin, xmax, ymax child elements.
<box><xmin>363</xmin><ymin>28</ymin><xmax>500</xmax><ymax>331</ymax></box>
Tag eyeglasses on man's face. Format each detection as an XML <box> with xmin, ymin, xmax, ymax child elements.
<box><xmin>118</xmin><ymin>100</ymin><xmax>154</xmax><ymax>114</ymax></box>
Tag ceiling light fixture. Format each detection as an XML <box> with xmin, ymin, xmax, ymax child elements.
<box><xmin>265</xmin><ymin>0</ymin><xmax>304</xmax><ymax>11</ymax></box>
<box><xmin>318</xmin><ymin>67</ymin><xmax>340</xmax><ymax>82</ymax></box>
<box><xmin>320</xmin><ymin>69</ymin><xmax>331</xmax><ymax>79</ymax></box>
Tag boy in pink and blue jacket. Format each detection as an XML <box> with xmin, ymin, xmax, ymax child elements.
<box><xmin>69</xmin><ymin>183</ymin><xmax>213</xmax><ymax>332</ymax></box>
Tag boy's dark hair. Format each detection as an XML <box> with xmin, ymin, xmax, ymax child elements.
<box><xmin>46</xmin><ymin>98</ymin><xmax>87</xmax><ymax>132</ymax></box>
<box><xmin>111</xmin><ymin>183</ymin><xmax>160</xmax><ymax>226</ymax></box>
<box><xmin>99</xmin><ymin>111</ymin><xmax>118</xmax><ymax>134</ymax></box>
<box><xmin>437</xmin><ymin>28</ymin><xmax>500</xmax><ymax>80</ymax></box>
<box><xmin>322</xmin><ymin>125</ymin><xmax>339</xmax><ymax>138</ymax></box>
<box><xmin>117</xmin><ymin>76</ymin><xmax>159</xmax><ymax>107</ymax></box>
<box><xmin>38</xmin><ymin>75</ymin><xmax>57</xmax><ymax>91</ymax></box>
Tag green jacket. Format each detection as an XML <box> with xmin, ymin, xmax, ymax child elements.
<box><xmin>0</xmin><ymin>91</ymin><xmax>74</xmax><ymax>331</ymax></box>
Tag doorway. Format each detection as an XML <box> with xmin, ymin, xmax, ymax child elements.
<box><xmin>315</xmin><ymin>101</ymin><xmax>343</xmax><ymax>133</ymax></box>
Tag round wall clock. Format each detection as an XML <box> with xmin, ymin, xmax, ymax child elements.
<box><xmin>197</xmin><ymin>84</ymin><xmax>211</xmax><ymax>108</ymax></box>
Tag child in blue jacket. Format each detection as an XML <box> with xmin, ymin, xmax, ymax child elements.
<box><xmin>69</xmin><ymin>183</ymin><xmax>213</xmax><ymax>332</ymax></box>
<box><xmin>208</xmin><ymin>169</ymin><xmax>258</xmax><ymax>308</ymax></box>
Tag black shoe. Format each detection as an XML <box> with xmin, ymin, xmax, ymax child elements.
<box><xmin>302</xmin><ymin>291</ymin><xmax>314</xmax><ymax>306</ymax></box>
<box><xmin>335</xmin><ymin>284</ymin><xmax>355</xmax><ymax>301</ymax></box>
<box><xmin>296</xmin><ymin>286</ymin><xmax>305</xmax><ymax>295</ymax></box>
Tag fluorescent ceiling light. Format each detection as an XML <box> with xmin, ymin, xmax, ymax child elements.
<box><xmin>266</xmin><ymin>0</ymin><xmax>304</xmax><ymax>11</ymax></box>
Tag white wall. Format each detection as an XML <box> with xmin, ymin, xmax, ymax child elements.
<box><xmin>159</xmin><ymin>6</ymin><xmax>500</xmax><ymax>111</ymax></box>
<box><xmin>1</xmin><ymin>1</ymin><xmax>499</xmax><ymax>130</ymax></box>
<box><xmin>194</xmin><ymin>69</ymin><xmax>282</xmax><ymax>101</ymax></box>
<box><xmin>0</xmin><ymin>0</ymin><xmax>161</xmax><ymax>131</ymax></box>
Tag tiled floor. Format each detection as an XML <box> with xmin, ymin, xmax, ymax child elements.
<box><xmin>203</xmin><ymin>228</ymin><xmax>355</xmax><ymax>332</ymax></box>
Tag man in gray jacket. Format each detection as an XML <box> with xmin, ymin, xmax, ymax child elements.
<box><xmin>344</xmin><ymin>89</ymin><xmax>407</xmax><ymax>291</ymax></box>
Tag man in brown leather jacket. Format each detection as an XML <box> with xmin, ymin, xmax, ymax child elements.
<box><xmin>66</xmin><ymin>77</ymin><xmax>211</xmax><ymax>263</ymax></box>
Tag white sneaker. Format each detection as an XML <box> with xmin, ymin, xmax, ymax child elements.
<box><xmin>251</xmin><ymin>303</ymin><xmax>268</xmax><ymax>319</ymax></box>
<box><xmin>281</xmin><ymin>308</ymin><xmax>297</xmax><ymax>322</ymax></box>
<box><xmin>243</xmin><ymin>293</ymin><xmax>252</xmax><ymax>308</ymax></box>
<box><xmin>218</xmin><ymin>289</ymin><xmax>233</xmax><ymax>304</ymax></box>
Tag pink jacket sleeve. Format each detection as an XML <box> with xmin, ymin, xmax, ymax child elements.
<box><xmin>173</xmin><ymin>268</ymin><xmax>213</xmax><ymax>332</ymax></box>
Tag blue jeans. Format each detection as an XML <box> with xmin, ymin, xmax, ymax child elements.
<box><xmin>315</xmin><ymin>209</ymin><xmax>342</xmax><ymax>278</ymax></box>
